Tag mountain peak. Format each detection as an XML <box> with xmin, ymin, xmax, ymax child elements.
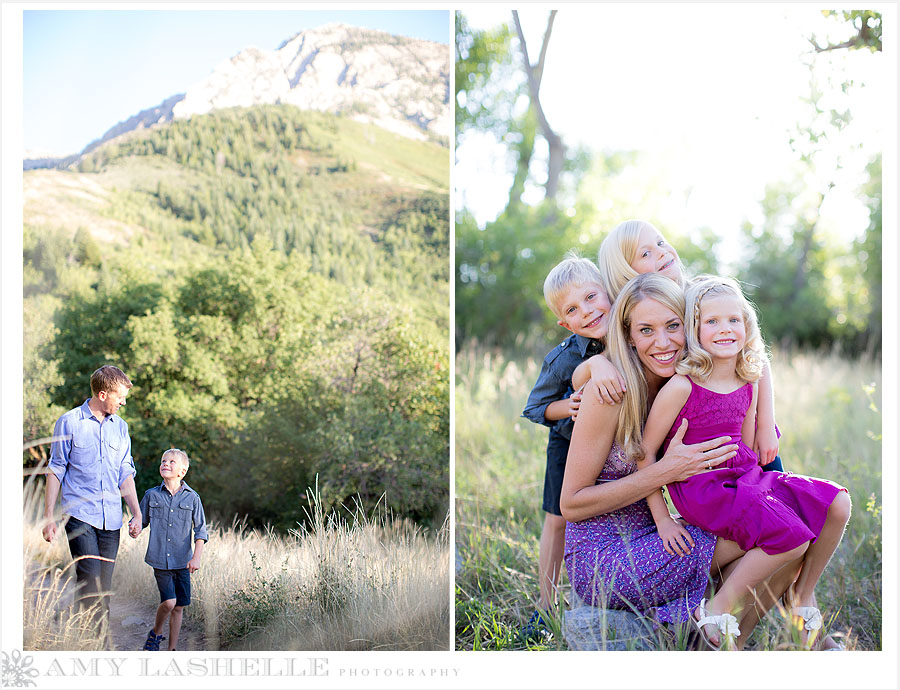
<box><xmin>172</xmin><ymin>24</ymin><xmax>448</xmax><ymax>144</ymax></box>
<box><xmin>129</xmin><ymin>24</ymin><xmax>448</xmax><ymax>151</ymax></box>
<box><xmin>21</xmin><ymin>23</ymin><xmax>448</xmax><ymax>168</ymax></box>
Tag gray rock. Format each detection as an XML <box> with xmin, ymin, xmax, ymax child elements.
<box><xmin>563</xmin><ymin>606</ymin><xmax>654</xmax><ymax>651</ymax></box>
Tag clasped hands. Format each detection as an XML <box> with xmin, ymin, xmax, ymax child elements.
<box><xmin>128</xmin><ymin>515</ymin><xmax>142</xmax><ymax>538</ymax></box>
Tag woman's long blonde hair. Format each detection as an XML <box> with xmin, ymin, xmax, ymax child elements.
<box><xmin>597</xmin><ymin>219</ymin><xmax>685</xmax><ymax>302</ymax></box>
<box><xmin>606</xmin><ymin>273</ymin><xmax>687</xmax><ymax>462</ymax></box>
<box><xmin>677</xmin><ymin>275</ymin><xmax>767</xmax><ymax>383</ymax></box>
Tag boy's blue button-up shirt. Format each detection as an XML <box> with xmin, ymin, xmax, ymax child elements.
<box><xmin>48</xmin><ymin>399</ymin><xmax>135</xmax><ymax>531</ymax></box>
<box><xmin>140</xmin><ymin>481</ymin><xmax>208</xmax><ymax>570</ymax></box>
<box><xmin>522</xmin><ymin>334</ymin><xmax>605</xmax><ymax>440</ymax></box>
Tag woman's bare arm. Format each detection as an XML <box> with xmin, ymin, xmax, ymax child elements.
<box><xmin>560</xmin><ymin>383</ymin><xmax>738</xmax><ymax>523</ymax></box>
<box><xmin>560</xmin><ymin>378</ymin><xmax>737</xmax><ymax>522</ymax></box>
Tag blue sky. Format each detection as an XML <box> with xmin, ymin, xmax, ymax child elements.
<box><xmin>23</xmin><ymin>9</ymin><xmax>450</xmax><ymax>155</ymax></box>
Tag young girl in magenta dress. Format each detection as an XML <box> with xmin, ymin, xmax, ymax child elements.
<box><xmin>637</xmin><ymin>275</ymin><xmax>851</xmax><ymax>649</ymax></box>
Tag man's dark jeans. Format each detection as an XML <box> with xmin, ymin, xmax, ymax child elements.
<box><xmin>64</xmin><ymin>516</ymin><xmax>120</xmax><ymax>627</ymax></box>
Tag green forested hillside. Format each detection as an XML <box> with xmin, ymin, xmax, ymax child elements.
<box><xmin>24</xmin><ymin>104</ymin><xmax>449</xmax><ymax>529</ymax></box>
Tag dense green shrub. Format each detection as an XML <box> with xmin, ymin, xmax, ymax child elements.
<box><xmin>49</xmin><ymin>239</ymin><xmax>448</xmax><ymax>528</ymax></box>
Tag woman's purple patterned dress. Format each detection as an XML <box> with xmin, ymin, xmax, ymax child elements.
<box><xmin>564</xmin><ymin>443</ymin><xmax>716</xmax><ymax>624</ymax></box>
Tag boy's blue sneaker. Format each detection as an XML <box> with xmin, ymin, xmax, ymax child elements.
<box><xmin>520</xmin><ymin>610</ymin><xmax>551</xmax><ymax>642</ymax></box>
<box><xmin>143</xmin><ymin>629</ymin><xmax>165</xmax><ymax>651</ymax></box>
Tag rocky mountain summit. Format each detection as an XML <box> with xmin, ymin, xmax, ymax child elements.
<box><xmin>26</xmin><ymin>23</ymin><xmax>449</xmax><ymax>169</ymax></box>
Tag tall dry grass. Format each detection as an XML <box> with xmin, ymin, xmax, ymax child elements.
<box><xmin>455</xmin><ymin>345</ymin><xmax>882</xmax><ymax>650</ymax></box>
<box><xmin>23</xmin><ymin>481</ymin><xmax>112</xmax><ymax>651</ymax></box>
<box><xmin>23</xmin><ymin>478</ymin><xmax>449</xmax><ymax>651</ymax></box>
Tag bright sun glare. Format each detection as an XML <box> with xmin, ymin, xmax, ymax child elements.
<box><xmin>456</xmin><ymin>6</ymin><xmax>884</xmax><ymax>268</ymax></box>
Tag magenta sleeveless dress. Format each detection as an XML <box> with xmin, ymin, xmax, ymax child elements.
<box><xmin>565</xmin><ymin>443</ymin><xmax>716</xmax><ymax>624</ymax></box>
<box><xmin>663</xmin><ymin>377</ymin><xmax>846</xmax><ymax>555</ymax></box>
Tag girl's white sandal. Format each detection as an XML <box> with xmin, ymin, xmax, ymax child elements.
<box><xmin>791</xmin><ymin>606</ymin><xmax>823</xmax><ymax>632</ymax></box>
<box><xmin>692</xmin><ymin>598</ymin><xmax>740</xmax><ymax>651</ymax></box>
<box><xmin>791</xmin><ymin>606</ymin><xmax>824</xmax><ymax>648</ymax></box>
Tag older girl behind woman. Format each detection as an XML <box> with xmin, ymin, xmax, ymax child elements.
<box><xmin>596</xmin><ymin>219</ymin><xmax>686</xmax><ymax>303</ymax></box>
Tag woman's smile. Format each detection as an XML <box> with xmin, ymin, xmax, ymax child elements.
<box><xmin>649</xmin><ymin>349</ymin><xmax>677</xmax><ymax>364</ymax></box>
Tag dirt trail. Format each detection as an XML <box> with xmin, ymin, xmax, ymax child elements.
<box><xmin>28</xmin><ymin>560</ymin><xmax>207</xmax><ymax>652</ymax></box>
<box><xmin>109</xmin><ymin>594</ymin><xmax>207</xmax><ymax>652</ymax></box>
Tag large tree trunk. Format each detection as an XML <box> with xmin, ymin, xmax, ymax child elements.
<box><xmin>512</xmin><ymin>11</ymin><xmax>565</xmax><ymax>201</ymax></box>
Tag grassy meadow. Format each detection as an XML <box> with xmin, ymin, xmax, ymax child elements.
<box><xmin>454</xmin><ymin>345</ymin><xmax>882</xmax><ymax>651</ymax></box>
<box><xmin>23</xmin><ymin>481</ymin><xmax>450</xmax><ymax>652</ymax></box>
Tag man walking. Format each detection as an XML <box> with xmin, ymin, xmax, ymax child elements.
<box><xmin>43</xmin><ymin>365</ymin><xmax>142</xmax><ymax>632</ymax></box>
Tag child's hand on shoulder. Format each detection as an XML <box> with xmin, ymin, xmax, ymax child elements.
<box><xmin>568</xmin><ymin>387</ymin><xmax>583</xmax><ymax>419</ymax></box>
<box><xmin>589</xmin><ymin>354</ymin><xmax>626</xmax><ymax>405</ymax></box>
<box><xmin>657</xmin><ymin>515</ymin><xmax>695</xmax><ymax>557</ymax></box>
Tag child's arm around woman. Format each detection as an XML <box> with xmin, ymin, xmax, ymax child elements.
<box><xmin>741</xmin><ymin>383</ymin><xmax>760</xmax><ymax>460</ymax></box>
<box><xmin>637</xmin><ymin>374</ymin><xmax>695</xmax><ymax>557</ymax></box>
<box><xmin>571</xmin><ymin>353</ymin><xmax>626</xmax><ymax>404</ymax></box>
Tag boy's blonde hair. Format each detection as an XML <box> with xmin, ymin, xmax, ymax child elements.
<box><xmin>161</xmin><ymin>448</ymin><xmax>190</xmax><ymax>467</ymax></box>
<box><xmin>543</xmin><ymin>249</ymin><xmax>605</xmax><ymax>319</ymax></box>
<box><xmin>606</xmin><ymin>273</ymin><xmax>687</xmax><ymax>462</ymax></box>
<box><xmin>597</xmin><ymin>219</ymin><xmax>685</xmax><ymax>302</ymax></box>
<box><xmin>677</xmin><ymin>275</ymin><xmax>767</xmax><ymax>383</ymax></box>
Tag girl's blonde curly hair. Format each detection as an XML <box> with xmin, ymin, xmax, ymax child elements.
<box><xmin>677</xmin><ymin>275</ymin><xmax>768</xmax><ymax>383</ymax></box>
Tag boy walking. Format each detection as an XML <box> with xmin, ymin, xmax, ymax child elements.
<box><xmin>140</xmin><ymin>449</ymin><xmax>208</xmax><ymax>651</ymax></box>
<box><xmin>521</xmin><ymin>252</ymin><xmax>622</xmax><ymax>639</ymax></box>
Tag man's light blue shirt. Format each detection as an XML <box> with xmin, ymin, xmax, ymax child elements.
<box><xmin>49</xmin><ymin>399</ymin><xmax>135</xmax><ymax>531</ymax></box>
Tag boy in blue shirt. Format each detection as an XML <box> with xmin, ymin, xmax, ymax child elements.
<box><xmin>521</xmin><ymin>252</ymin><xmax>623</xmax><ymax>639</ymax></box>
<box><xmin>140</xmin><ymin>449</ymin><xmax>208</xmax><ymax>651</ymax></box>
